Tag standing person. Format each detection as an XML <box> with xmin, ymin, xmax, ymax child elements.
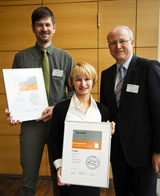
<box><xmin>100</xmin><ymin>25</ymin><xmax>160</xmax><ymax>196</ymax></box>
<box><xmin>6</xmin><ymin>7</ymin><xmax>74</xmax><ymax>196</ymax></box>
<box><xmin>50</xmin><ymin>62</ymin><xmax>115</xmax><ymax>196</ymax></box>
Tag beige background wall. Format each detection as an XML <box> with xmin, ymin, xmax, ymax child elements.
<box><xmin>0</xmin><ymin>0</ymin><xmax>159</xmax><ymax>177</ymax></box>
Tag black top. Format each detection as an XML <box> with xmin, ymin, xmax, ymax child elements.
<box><xmin>49</xmin><ymin>99</ymin><xmax>109</xmax><ymax>162</ymax></box>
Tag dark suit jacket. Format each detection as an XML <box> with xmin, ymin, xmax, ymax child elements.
<box><xmin>100</xmin><ymin>55</ymin><xmax>160</xmax><ymax>167</ymax></box>
<box><xmin>49</xmin><ymin>99</ymin><xmax>109</xmax><ymax>162</ymax></box>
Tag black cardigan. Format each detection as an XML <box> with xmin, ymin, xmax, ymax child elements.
<box><xmin>49</xmin><ymin>99</ymin><xmax>109</xmax><ymax>163</ymax></box>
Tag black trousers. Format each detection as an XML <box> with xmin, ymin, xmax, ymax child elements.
<box><xmin>111</xmin><ymin>134</ymin><xmax>157</xmax><ymax>196</ymax></box>
<box><xmin>59</xmin><ymin>185</ymin><xmax>100</xmax><ymax>196</ymax></box>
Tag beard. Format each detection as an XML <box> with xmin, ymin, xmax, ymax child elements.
<box><xmin>39</xmin><ymin>37</ymin><xmax>50</xmax><ymax>43</ymax></box>
<box><xmin>39</xmin><ymin>35</ymin><xmax>50</xmax><ymax>43</ymax></box>
<box><xmin>36</xmin><ymin>31</ymin><xmax>52</xmax><ymax>43</ymax></box>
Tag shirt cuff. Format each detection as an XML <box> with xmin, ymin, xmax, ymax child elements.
<box><xmin>54</xmin><ymin>158</ymin><xmax>62</xmax><ymax>170</ymax></box>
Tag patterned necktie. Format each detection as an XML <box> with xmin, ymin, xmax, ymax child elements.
<box><xmin>40</xmin><ymin>49</ymin><xmax>50</xmax><ymax>99</ymax></box>
<box><xmin>115</xmin><ymin>65</ymin><xmax>126</xmax><ymax>106</ymax></box>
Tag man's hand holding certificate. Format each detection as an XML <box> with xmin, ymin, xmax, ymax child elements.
<box><xmin>3</xmin><ymin>68</ymin><xmax>48</xmax><ymax>122</ymax></box>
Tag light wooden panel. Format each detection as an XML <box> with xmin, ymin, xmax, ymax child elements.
<box><xmin>0</xmin><ymin>52</ymin><xmax>16</xmax><ymax>67</ymax></box>
<box><xmin>67</xmin><ymin>49</ymin><xmax>97</xmax><ymax>67</ymax></box>
<box><xmin>99</xmin><ymin>0</ymin><xmax>136</xmax><ymax>48</ymax></box>
<box><xmin>0</xmin><ymin>51</ymin><xmax>16</xmax><ymax>94</ymax></box>
<box><xmin>46</xmin><ymin>147</ymin><xmax>51</xmax><ymax>176</ymax></box>
<box><xmin>44</xmin><ymin>0</ymin><xmax>97</xmax><ymax>2</ymax></box>
<box><xmin>0</xmin><ymin>94</ymin><xmax>20</xmax><ymax>135</ymax></box>
<box><xmin>0</xmin><ymin>0</ymin><xmax>41</xmax><ymax>5</ymax></box>
<box><xmin>136</xmin><ymin>47</ymin><xmax>158</xmax><ymax>60</ymax></box>
<box><xmin>109</xmin><ymin>164</ymin><xmax>113</xmax><ymax>179</ymax></box>
<box><xmin>92</xmin><ymin>93</ymin><xmax>99</xmax><ymax>102</ymax></box>
<box><xmin>99</xmin><ymin>48</ymin><xmax>115</xmax><ymax>90</ymax></box>
<box><xmin>46</xmin><ymin>2</ymin><xmax>97</xmax><ymax>49</ymax></box>
<box><xmin>136</xmin><ymin>0</ymin><xmax>159</xmax><ymax>47</ymax></box>
<box><xmin>0</xmin><ymin>76</ymin><xmax>5</xmax><ymax>94</ymax></box>
<box><xmin>66</xmin><ymin>49</ymin><xmax>98</xmax><ymax>93</ymax></box>
<box><xmin>0</xmin><ymin>135</ymin><xmax>21</xmax><ymax>174</ymax></box>
<box><xmin>39</xmin><ymin>145</ymin><xmax>48</xmax><ymax>176</ymax></box>
<box><xmin>0</xmin><ymin>135</ymin><xmax>47</xmax><ymax>175</ymax></box>
<box><xmin>0</xmin><ymin>5</ymin><xmax>39</xmax><ymax>51</ymax></box>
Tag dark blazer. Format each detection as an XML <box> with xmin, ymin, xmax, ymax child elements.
<box><xmin>50</xmin><ymin>99</ymin><xmax>109</xmax><ymax>162</ymax></box>
<box><xmin>100</xmin><ymin>55</ymin><xmax>160</xmax><ymax>167</ymax></box>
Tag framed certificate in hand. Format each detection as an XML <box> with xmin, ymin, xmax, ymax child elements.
<box><xmin>2</xmin><ymin>68</ymin><xmax>48</xmax><ymax>122</ymax></box>
<box><xmin>61</xmin><ymin>121</ymin><xmax>112</xmax><ymax>188</ymax></box>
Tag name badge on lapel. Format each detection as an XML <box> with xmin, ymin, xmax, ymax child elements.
<box><xmin>126</xmin><ymin>84</ymin><xmax>139</xmax><ymax>94</ymax></box>
<box><xmin>52</xmin><ymin>69</ymin><xmax>63</xmax><ymax>77</ymax></box>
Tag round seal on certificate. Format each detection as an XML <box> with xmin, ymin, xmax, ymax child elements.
<box><xmin>86</xmin><ymin>155</ymin><xmax>100</xmax><ymax>170</ymax></box>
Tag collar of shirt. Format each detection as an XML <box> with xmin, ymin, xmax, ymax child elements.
<box><xmin>69</xmin><ymin>93</ymin><xmax>97</xmax><ymax>111</ymax></box>
<box><xmin>116</xmin><ymin>54</ymin><xmax>133</xmax><ymax>71</ymax></box>
<box><xmin>65</xmin><ymin>93</ymin><xmax>101</xmax><ymax>122</ymax></box>
<box><xmin>35</xmin><ymin>42</ymin><xmax>53</xmax><ymax>56</ymax></box>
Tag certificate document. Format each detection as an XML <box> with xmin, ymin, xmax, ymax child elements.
<box><xmin>2</xmin><ymin>68</ymin><xmax>48</xmax><ymax>122</ymax></box>
<box><xmin>61</xmin><ymin>121</ymin><xmax>112</xmax><ymax>188</ymax></box>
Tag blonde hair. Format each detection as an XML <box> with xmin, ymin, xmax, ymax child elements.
<box><xmin>69</xmin><ymin>61</ymin><xmax>97</xmax><ymax>89</ymax></box>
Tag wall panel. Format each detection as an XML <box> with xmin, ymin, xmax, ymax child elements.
<box><xmin>136</xmin><ymin>47</ymin><xmax>158</xmax><ymax>60</ymax></box>
<box><xmin>0</xmin><ymin>135</ymin><xmax>47</xmax><ymax>175</ymax></box>
<box><xmin>0</xmin><ymin>0</ymin><xmax>41</xmax><ymax>5</ymax></box>
<box><xmin>0</xmin><ymin>94</ymin><xmax>20</xmax><ymax>135</ymax></box>
<box><xmin>45</xmin><ymin>0</ymin><xmax>97</xmax><ymax>2</ymax></box>
<box><xmin>0</xmin><ymin>135</ymin><xmax>21</xmax><ymax>174</ymax></box>
<box><xmin>136</xmin><ymin>0</ymin><xmax>159</xmax><ymax>47</ymax></box>
<box><xmin>39</xmin><ymin>145</ymin><xmax>48</xmax><ymax>176</ymax></box>
<box><xmin>46</xmin><ymin>2</ymin><xmax>97</xmax><ymax>49</ymax></box>
<box><xmin>0</xmin><ymin>51</ymin><xmax>16</xmax><ymax>94</ymax></box>
<box><xmin>0</xmin><ymin>5</ymin><xmax>39</xmax><ymax>51</ymax></box>
<box><xmin>99</xmin><ymin>0</ymin><xmax>136</xmax><ymax>48</ymax></box>
<box><xmin>99</xmin><ymin>48</ymin><xmax>115</xmax><ymax>85</ymax></box>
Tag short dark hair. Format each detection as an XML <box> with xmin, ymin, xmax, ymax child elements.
<box><xmin>32</xmin><ymin>7</ymin><xmax>55</xmax><ymax>26</ymax></box>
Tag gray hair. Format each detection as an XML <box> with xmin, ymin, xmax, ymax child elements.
<box><xmin>107</xmin><ymin>25</ymin><xmax>133</xmax><ymax>41</ymax></box>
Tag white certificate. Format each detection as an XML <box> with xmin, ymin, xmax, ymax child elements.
<box><xmin>2</xmin><ymin>68</ymin><xmax>48</xmax><ymax>122</ymax></box>
<box><xmin>61</xmin><ymin>121</ymin><xmax>112</xmax><ymax>188</ymax></box>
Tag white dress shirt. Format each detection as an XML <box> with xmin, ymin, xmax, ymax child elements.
<box><xmin>65</xmin><ymin>94</ymin><xmax>101</xmax><ymax>122</ymax></box>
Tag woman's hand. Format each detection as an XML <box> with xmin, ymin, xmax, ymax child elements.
<box><xmin>152</xmin><ymin>153</ymin><xmax>160</xmax><ymax>173</ymax></box>
<box><xmin>111</xmin><ymin>121</ymin><xmax>115</xmax><ymax>134</ymax></box>
<box><xmin>107</xmin><ymin>120</ymin><xmax>115</xmax><ymax>135</ymax></box>
<box><xmin>57</xmin><ymin>167</ymin><xmax>70</xmax><ymax>186</ymax></box>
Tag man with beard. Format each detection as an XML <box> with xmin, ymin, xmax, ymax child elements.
<box><xmin>6</xmin><ymin>7</ymin><xmax>74</xmax><ymax>196</ymax></box>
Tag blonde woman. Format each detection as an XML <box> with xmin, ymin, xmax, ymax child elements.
<box><xmin>50</xmin><ymin>62</ymin><xmax>114</xmax><ymax>196</ymax></box>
